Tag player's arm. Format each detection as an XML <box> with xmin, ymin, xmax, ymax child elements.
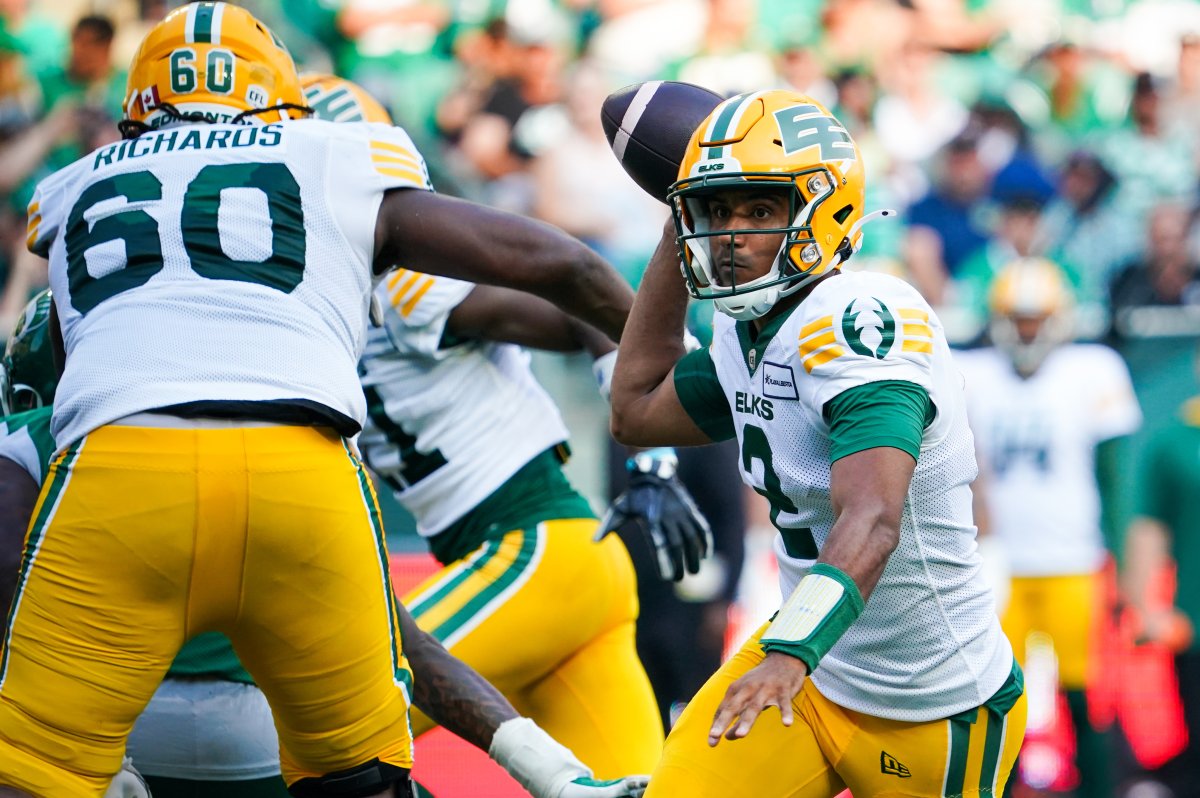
<box><xmin>396</xmin><ymin>602</ymin><xmax>648</xmax><ymax>798</ymax></box>
<box><xmin>375</xmin><ymin>189</ymin><xmax>633</xmax><ymax>342</ymax></box>
<box><xmin>609</xmin><ymin>223</ymin><xmax>713</xmax><ymax>446</ymax></box>
<box><xmin>445</xmin><ymin>285</ymin><xmax>615</xmax><ymax>357</ymax></box>
<box><xmin>710</xmin><ymin>381</ymin><xmax>926</xmax><ymax>745</ymax></box>
<box><xmin>0</xmin><ymin>457</ymin><xmax>39</xmax><ymax>636</ymax></box>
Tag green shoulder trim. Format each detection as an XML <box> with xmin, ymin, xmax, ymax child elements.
<box><xmin>673</xmin><ymin>348</ymin><xmax>734</xmax><ymax>442</ymax></box>
<box><xmin>429</xmin><ymin>447</ymin><xmax>594</xmax><ymax>565</ymax></box>
<box><xmin>823</xmin><ymin>380</ymin><xmax>933</xmax><ymax>463</ymax></box>
<box><xmin>0</xmin><ymin>407</ymin><xmax>55</xmax><ymax>481</ymax></box>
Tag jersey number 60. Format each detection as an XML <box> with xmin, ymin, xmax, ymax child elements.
<box><xmin>64</xmin><ymin>163</ymin><xmax>305</xmax><ymax>315</ymax></box>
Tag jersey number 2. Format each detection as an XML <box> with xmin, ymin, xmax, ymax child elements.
<box><xmin>741</xmin><ymin>423</ymin><xmax>819</xmax><ymax>559</ymax></box>
<box><xmin>64</xmin><ymin>163</ymin><xmax>305</xmax><ymax>315</ymax></box>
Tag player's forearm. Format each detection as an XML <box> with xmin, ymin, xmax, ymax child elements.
<box><xmin>1122</xmin><ymin>517</ymin><xmax>1171</xmax><ymax>615</ymax></box>
<box><xmin>398</xmin><ymin>605</ymin><xmax>518</xmax><ymax>751</ymax></box>
<box><xmin>610</xmin><ymin>227</ymin><xmax>689</xmax><ymax>415</ymax></box>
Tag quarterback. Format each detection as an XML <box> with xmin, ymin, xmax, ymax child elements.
<box><xmin>0</xmin><ymin>4</ymin><xmax>640</xmax><ymax>798</ymax></box>
<box><xmin>609</xmin><ymin>90</ymin><xmax>1026</xmax><ymax>797</ymax></box>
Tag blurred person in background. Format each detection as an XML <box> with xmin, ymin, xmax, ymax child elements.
<box><xmin>872</xmin><ymin>38</ymin><xmax>969</xmax><ymax>199</ymax></box>
<box><xmin>1037</xmin><ymin>150</ymin><xmax>1142</xmax><ymax>319</ymax></box>
<box><xmin>1162</xmin><ymin>32</ymin><xmax>1200</xmax><ymax>142</ymax></box>
<box><xmin>1098</xmin><ymin>72</ymin><xmax>1197</xmax><ymax>237</ymax></box>
<box><xmin>1109</xmin><ymin>202</ymin><xmax>1200</xmax><ymax>324</ymax></box>
<box><xmin>530</xmin><ymin>60</ymin><xmax>666</xmax><ymax>281</ymax></box>
<box><xmin>902</xmin><ymin>129</ymin><xmax>992</xmax><ymax>306</ymax></box>
<box><xmin>0</xmin><ymin>0</ymin><xmax>64</xmax><ymax>88</ymax></box>
<box><xmin>1122</xmin><ymin>344</ymin><xmax>1200</xmax><ymax>798</ymax></box>
<box><xmin>665</xmin><ymin>0</ymin><xmax>776</xmax><ymax>99</ymax></box>
<box><xmin>1029</xmin><ymin>39</ymin><xmax>1131</xmax><ymax>166</ymax></box>
<box><xmin>956</xmin><ymin>258</ymin><xmax>1141</xmax><ymax>798</ymax></box>
<box><xmin>36</xmin><ymin>15</ymin><xmax>125</xmax><ymax>121</ymax></box>
<box><xmin>0</xmin><ymin>17</ymin><xmax>34</xmax><ymax>135</ymax></box>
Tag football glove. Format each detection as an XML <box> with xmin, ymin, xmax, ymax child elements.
<box><xmin>489</xmin><ymin>717</ymin><xmax>649</xmax><ymax>798</ymax></box>
<box><xmin>597</xmin><ymin>448</ymin><xmax>713</xmax><ymax>582</ymax></box>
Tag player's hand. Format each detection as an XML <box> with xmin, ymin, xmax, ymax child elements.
<box><xmin>596</xmin><ymin>448</ymin><xmax>713</xmax><ymax>582</ymax></box>
<box><xmin>708</xmin><ymin>652</ymin><xmax>808</xmax><ymax>747</ymax></box>
<box><xmin>1135</xmin><ymin>608</ymin><xmax>1194</xmax><ymax>652</ymax></box>
<box><xmin>558</xmin><ymin>775</ymin><xmax>650</xmax><ymax>798</ymax></box>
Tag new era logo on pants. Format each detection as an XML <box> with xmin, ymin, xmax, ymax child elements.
<box><xmin>881</xmin><ymin>751</ymin><xmax>911</xmax><ymax>778</ymax></box>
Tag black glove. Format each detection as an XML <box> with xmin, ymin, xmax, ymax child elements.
<box><xmin>596</xmin><ymin>448</ymin><xmax>713</xmax><ymax>582</ymax></box>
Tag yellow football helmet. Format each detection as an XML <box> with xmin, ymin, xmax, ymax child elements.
<box><xmin>122</xmin><ymin>2</ymin><xmax>306</xmax><ymax>134</ymax></box>
<box><xmin>671</xmin><ymin>90</ymin><xmax>882</xmax><ymax>320</ymax></box>
<box><xmin>301</xmin><ymin>74</ymin><xmax>393</xmax><ymax>124</ymax></box>
<box><xmin>988</xmin><ymin>257</ymin><xmax>1074</xmax><ymax>376</ymax></box>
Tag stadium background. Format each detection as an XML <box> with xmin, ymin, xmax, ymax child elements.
<box><xmin>1</xmin><ymin>0</ymin><xmax>1199</xmax><ymax>794</ymax></box>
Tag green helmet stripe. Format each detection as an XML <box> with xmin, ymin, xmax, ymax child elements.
<box><xmin>704</xmin><ymin>95</ymin><xmax>744</xmax><ymax>160</ymax></box>
<box><xmin>188</xmin><ymin>3</ymin><xmax>216</xmax><ymax>44</ymax></box>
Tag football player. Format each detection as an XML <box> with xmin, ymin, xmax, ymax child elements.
<box><xmin>608</xmin><ymin>90</ymin><xmax>1026</xmax><ymax>797</ymax></box>
<box><xmin>301</xmin><ymin>74</ymin><xmax>704</xmax><ymax>779</ymax></box>
<box><xmin>0</xmin><ymin>4</ymin><xmax>643</xmax><ymax>797</ymax></box>
<box><xmin>955</xmin><ymin>258</ymin><xmax>1141</xmax><ymax>798</ymax></box>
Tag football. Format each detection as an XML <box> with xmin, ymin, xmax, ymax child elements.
<box><xmin>600</xmin><ymin>81</ymin><xmax>725</xmax><ymax>204</ymax></box>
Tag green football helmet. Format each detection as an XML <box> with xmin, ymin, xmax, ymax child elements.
<box><xmin>2</xmin><ymin>289</ymin><xmax>57</xmax><ymax>416</ymax></box>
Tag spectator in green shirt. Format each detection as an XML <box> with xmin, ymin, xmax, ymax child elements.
<box><xmin>36</xmin><ymin>15</ymin><xmax>126</xmax><ymax>120</ymax></box>
<box><xmin>1123</xmin><ymin>347</ymin><xmax>1200</xmax><ymax>798</ymax></box>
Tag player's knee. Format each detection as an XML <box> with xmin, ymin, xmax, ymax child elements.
<box><xmin>288</xmin><ymin>759</ymin><xmax>414</xmax><ymax>798</ymax></box>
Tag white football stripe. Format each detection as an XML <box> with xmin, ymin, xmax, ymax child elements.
<box><xmin>613</xmin><ymin>80</ymin><xmax>662</xmax><ymax>161</ymax></box>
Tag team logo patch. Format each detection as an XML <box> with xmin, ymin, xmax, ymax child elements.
<box><xmin>841</xmin><ymin>298</ymin><xmax>895</xmax><ymax>359</ymax></box>
<box><xmin>762</xmin><ymin>361</ymin><xmax>798</xmax><ymax>400</ymax></box>
<box><xmin>880</xmin><ymin>751</ymin><xmax>911</xmax><ymax>778</ymax></box>
<box><xmin>773</xmin><ymin>104</ymin><xmax>856</xmax><ymax>161</ymax></box>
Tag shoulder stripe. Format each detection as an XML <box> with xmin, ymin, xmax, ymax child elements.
<box><xmin>902</xmin><ymin>340</ymin><xmax>933</xmax><ymax>354</ymax></box>
<box><xmin>803</xmin><ymin>345</ymin><xmax>844</xmax><ymax>373</ymax></box>
<box><xmin>400</xmin><ymin>277</ymin><xmax>435</xmax><ymax>318</ymax></box>
<box><xmin>371</xmin><ymin>139</ymin><xmax>419</xmax><ymax>158</ymax></box>
<box><xmin>375</xmin><ymin>166</ymin><xmax>427</xmax><ymax>185</ymax></box>
<box><xmin>799</xmin><ymin>315</ymin><xmax>834</xmax><ymax>340</ymax></box>
<box><xmin>798</xmin><ymin>314</ymin><xmax>844</xmax><ymax>373</ymax></box>
<box><xmin>899</xmin><ymin>306</ymin><xmax>934</xmax><ymax>355</ymax></box>
<box><xmin>389</xmin><ymin>270</ymin><xmax>422</xmax><ymax>305</ymax></box>
<box><xmin>899</xmin><ymin>308</ymin><xmax>928</xmax><ymax>322</ymax></box>
<box><xmin>386</xmin><ymin>267</ymin><xmax>411</xmax><ymax>291</ymax></box>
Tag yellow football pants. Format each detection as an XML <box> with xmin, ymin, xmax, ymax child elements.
<box><xmin>645</xmin><ymin>625</ymin><xmax>1026</xmax><ymax>798</ymax></box>
<box><xmin>1002</xmin><ymin>573</ymin><xmax>1098</xmax><ymax>690</ymax></box>
<box><xmin>0</xmin><ymin>424</ymin><xmax>414</xmax><ymax>796</ymax></box>
<box><xmin>403</xmin><ymin>520</ymin><xmax>664</xmax><ymax>777</ymax></box>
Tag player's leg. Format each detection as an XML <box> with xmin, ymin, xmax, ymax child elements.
<box><xmin>644</xmin><ymin>624</ymin><xmax>846</xmax><ymax>798</ymax></box>
<box><xmin>0</xmin><ymin>428</ymin><xmax>195</xmax><ymax>795</ymax></box>
<box><xmin>806</xmin><ymin>669</ymin><xmax>1027</xmax><ymax>798</ymax></box>
<box><xmin>1040</xmin><ymin>572</ymin><xmax>1110</xmax><ymax>798</ymax></box>
<box><xmin>517</xmin><ymin>619</ymin><xmax>663</xmax><ymax>776</ymax></box>
<box><xmin>228</xmin><ymin>427</ymin><xmax>415</xmax><ymax>794</ymax></box>
<box><xmin>402</xmin><ymin>518</ymin><xmax>662</xmax><ymax>775</ymax></box>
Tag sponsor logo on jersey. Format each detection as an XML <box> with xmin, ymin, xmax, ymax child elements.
<box><xmin>735</xmin><ymin>391</ymin><xmax>773</xmax><ymax>421</ymax></box>
<box><xmin>880</xmin><ymin>751</ymin><xmax>911</xmax><ymax>778</ymax></box>
<box><xmin>762</xmin><ymin>361</ymin><xmax>798</xmax><ymax>400</ymax></box>
<box><xmin>841</xmin><ymin>298</ymin><xmax>896</xmax><ymax>359</ymax></box>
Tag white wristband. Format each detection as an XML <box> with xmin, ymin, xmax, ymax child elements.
<box><xmin>682</xmin><ymin>329</ymin><xmax>702</xmax><ymax>352</ymax></box>
<box><xmin>592</xmin><ymin>350</ymin><xmax>619</xmax><ymax>403</ymax></box>
<box><xmin>489</xmin><ymin>717</ymin><xmax>591</xmax><ymax>798</ymax></box>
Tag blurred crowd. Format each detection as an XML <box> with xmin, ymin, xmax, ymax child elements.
<box><xmin>3</xmin><ymin>1</ymin><xmax>1200</xmax><ymax>796</ymax></box>
<box><xmin>1</xmin><ymin>0</ymin><xmax>1199</xmax><ymax>342</ymax></box>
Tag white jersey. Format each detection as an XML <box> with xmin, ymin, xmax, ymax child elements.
<box><xmin>357</xmin><ymin>273</ymin><xmax>570</xmax><ymax>536</ymax></box>
<box><xmin>26</xmin><ymin>119</ymin><xmax>433</xmax><ymax>449</ymax></box>
<box><xmin>954</xmin><ymin>344</ymin><xmax>1141</xmax><ymax>576</ymax></box>
<box><xmin>678</xmin><ymin>271</ymin><xmax>1011</xmax><ymax>721</ymax></box>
